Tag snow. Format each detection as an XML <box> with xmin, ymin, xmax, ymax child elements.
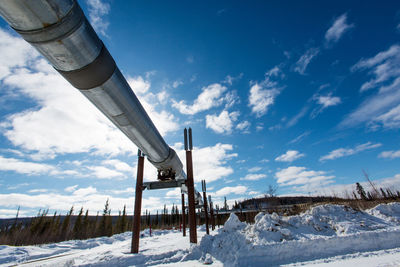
<box><xmin>1</xmin><ymin>203</ymin><xmax>400</xmax><ymax>266</ymax></box>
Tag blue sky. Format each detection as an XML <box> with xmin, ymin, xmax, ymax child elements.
<box><xmin>0</xmin><ymin>0</ymin><xmax>400</xmax><ymax>217</ymax></box>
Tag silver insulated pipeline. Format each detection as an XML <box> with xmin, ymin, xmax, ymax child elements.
<box><xmin>0</xmin><ymin>0</ymin><xmax>194</xmax><ymax>192</ymax></box>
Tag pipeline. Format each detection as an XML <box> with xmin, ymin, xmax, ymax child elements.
<box><xmin>0</xmin><ymin>0</ymin><xmax>202</xmax><ymax>203</ymax></box>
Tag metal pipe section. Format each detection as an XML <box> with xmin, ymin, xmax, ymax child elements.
<box><xmin>0</xmin><ymin>0</ymin><xmax>187</xmax><ymax>181</ymax></box>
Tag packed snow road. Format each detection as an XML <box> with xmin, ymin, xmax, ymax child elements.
<box><xmin>1</xmin><ymin>203</ymin><xmax>400</xmax><ymax>266</ymax></box>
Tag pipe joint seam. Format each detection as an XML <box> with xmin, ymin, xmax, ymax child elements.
<box><xmin>56</xmin><ymin>43</ymin><xmax>116</xmax><ymax>89</ymax></box>
<box><xmin>12</xmin><ymin>0</ymin><xmax>84</xmax><ymax>44</ymax></box>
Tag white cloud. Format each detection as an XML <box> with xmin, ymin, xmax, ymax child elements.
<box><xmin>28</xmin><ymin>189</ymin><xmax>48</xmax><ymax>193</ymax></box>
<box><xmin>379</xmin><ymin>150</ymin><xmax>400</xmax><ymax>159</ymax></box>
<box><xmin>102</xmin><ymin>159</ymin><xmax>134</xmax><ymax>173</ymax></box>
<box><xmin>275</xmin><ymin>150</ymin><xmax>305</xmax><ymax>162</ymax></box>
<box><xmin>320</xmin><ymin>142</ymin><xmax>382</xmax><ymax>161</ymax></box>
<box><xmin>172</xmin><ymin>80</ymin><xmax>183</xmax><ymax>88</ymax></box>
<box><xmin>288</xmin><ymin>131</ymin><xmax>310</xmax><ymax>145</ymax></box>
<box><xmin>127</xmin><ymin>76</ymin><xmax>151</xmax><ymax>94</ymax></box>
<box><xmin>372</xmin><ymin>104</ymin><xmax>400</xmax><ymax>129</ymax></box>
<box><xmin>241</xmin><ymin>173</ymin><xmax>267</xmax><ymax>181</ymax></box>
<box><xmin>248</xmin><ymin>167</ymin><xmax>262</xmax><ymax>172</ymax></box>
<box><xmin>325</xmin><ymin>13</ymin><xmax>354</xmax><ymax>45</ymax></box>
<box><xmin>317</xmin><ymin>95</ymin><xmax>341</xmax><ymax>108</ymax></box>
<box><xmin>214</xmin><ymin>186</ymin><xmax>247</xmax><ymax>197</ymax></box>
<box><xmin>0</xmin><ymin>29</ymin><xmax>38</xmax><ymax>80</ymax></box>
<box><xmin>341</xmin><ymin>45</ymin><xmax>400</xmax><ymax>129</ymax></box>
<box><xmin>248</xmin><ymin>66</ymin><xmax>283</xmax><ymax>117</ymax></box>
<box><xmin>175</xmin><ymin>143</ymin><xmax>237</xmax><ymax>183</ymax></box>
<box><xmin>0</xmin><ymin>156</ymin><xmax>55</xmax><ymax>175</ymax></box>
<box><xmin>65</xmin><ymin>185</ymin><xmax>78</xmax><ymax>192</ymax></box>
<box><xmin>172</xmin><ymin>83</ymin><xmax>227</xmax><ymax>115</ymax></box>
<box><xmin>294</xmin><ymin>48</ymin><xmax>320</xmax><ymax>75</ymax></box>
<box><xmin>86</xmin><ymin>166</ymin><xmax>126</xmax><ymax>179</ymax></box>
<box><xmin>311</xmin><ymin>94</ymin><xmax>341</xmax><ymax>118</ymax></box>
<box><xmin>351</xmin><ymin>45</ymin><xmax>400</xmax><ymax>92</ymax></box>
<box><xmin>205</xmin><ymin>110</ymin><xmax>239</xmax><ymax>134</ymax></box>
<box><xmin>287</xmin><ymin>106</ymin><xmax>309</xmax><ymax>127</ymax></box>
<box><xmin>86</xmin><ymin>0</ymin><xmax>110</xmax><ymax>36</ymax></box>
<box><xmin>275</xmin><ymin>166</ymin><xmax>335</xmax><ymax>192</ymax></box>
<box><xmin>236</xmin><ymin>120</ymin><xmax>251</xmax><ymax>133</ymax></box>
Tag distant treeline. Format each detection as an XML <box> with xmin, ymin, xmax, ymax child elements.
<box><xmin>0</xmin><ymin>199</ymin><xmax>197</xmax><ymax>246</ymax></box>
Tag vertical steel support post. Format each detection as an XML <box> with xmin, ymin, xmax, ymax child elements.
<box><xmin>181</xmin><ymin>193</ymin><xmax>186</xmax><ymax>236</ymax></box>
<box><xmin>185</xmin><ymin>128</ymin><xmax>197</xmax><ymax>243</ymax></box>
<box><xmin>208</xmin><ymin>195</ymin><xmax>215</xmax><ymax>231</ymax></box>
<box><xmin>202</xmin><ymin>180</ymin><xmax>210</xmax><ymax>235</ymax></box>
<box><xmin>131</xmin><ymin>150</ymin><xmax>144</xmax><ymax>253</ymax></box>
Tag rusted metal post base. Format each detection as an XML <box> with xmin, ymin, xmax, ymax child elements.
<box><xmin>131</xmin><ymin>150</ymin><xmax>144</xmax><ymax>253</ymax></box>
<box><xmin>185</xmin><ymin>128</ymin><xmax>197</xmax><ymax>244</ymax></box>
<box><xmin>181</xmin><ymin>193</ymin><xmax>186</xmax><ymax>236</ymax></box>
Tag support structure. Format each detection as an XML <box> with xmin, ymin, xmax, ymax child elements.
<box><xmin>209</xmin><ymin>195</ymin><xmax>215</xmax><ymax>231</ymax></box>
<box><xmin>131</xmin><ymin>150</ymin><xmax>144</xmax><ymax>253</ymax></box>
<box><xmin>185</xmin><ymin>128</ymin><xmax>197</xmax><ymax>244</ymax></box>
<box><xmin>202</xmin><ymin>180</ymin><xmax>210</xmax><ymax>235</ymax></box>
<box><xmin>181</xmin><ymin>193</ymin><xmax>186</xmax><ymax>237</ymax></box>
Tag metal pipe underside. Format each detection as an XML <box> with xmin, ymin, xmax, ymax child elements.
<box><xmin>0</xmin><ymin>0</ymin><xmax>194</xmax><ymax>186</ymax></box>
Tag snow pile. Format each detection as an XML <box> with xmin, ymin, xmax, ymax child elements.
<box><xmin>189</xmin><ymin>203</ymin><xmax>400</xmax><ymax>266</ymax></box>
<box><xmin>366</xmin><ymin>202</ymin><xmax>400</xmax><ymax>223</ymax></box>
<box><xmin>1</xmin><ymin>203</ymin><xmax>400</xmax><ymax>266</ymax></box>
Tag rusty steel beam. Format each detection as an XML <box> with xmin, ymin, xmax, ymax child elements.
<box><xmin>185</xmin><ymin>128</ymin><xmax>197</xmax><ymax>243</ymax></box>
<box><xmin>181</xmin><ymin>193</ymin><xmax>186</xmax><ymax>237</ymax></box>
<box><xmin>202</xmin><ymin>180</ymin><xmax>210</xmax><ymax>235</ymax></box>
<box><xmin>131</xmin><ymin>150</ymin><xmax>144</xmax><ymax>253</ymax></box>
<box><xmin>209</xmin><ymin>195</ymin><xmax>215</xmax><ymax>231</ymax></box>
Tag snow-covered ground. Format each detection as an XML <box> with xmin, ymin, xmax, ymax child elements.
<box><xmin>1</xmin><ymin>203</ymin><xmax>400</xmax><ymax>266</ymax></box>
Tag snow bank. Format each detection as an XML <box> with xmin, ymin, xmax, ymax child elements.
<box><xmin>188</xmin><ymin>203</ymin><xmax>400</xmax><ymax>266</ymax></box>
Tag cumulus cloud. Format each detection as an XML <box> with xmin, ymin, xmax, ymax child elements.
<box><xmin>86</xmin><ymin>166</ymin><xmax>126</xmax><ymax>179</ymax></box>
<box><xmin>214</xmin><ymin>186</ymin><xmax>247</xmax><ymax>197</ymax></box>
<box><xmin>235</xmin><ymin>120</ymin><xmax>251</xmax><ymax>133</ymax></box>
<box><xmin>341</xmin><ymin>45</ymin><xmax>400</xmax><ymax>129</ymax></box>
<box><xmin>275</xmin><ymin>150</ymin><xmax>305</xmax><ymax>162</ymax></box>
<box><xmin>86</xmin><ymin>0</ymin><xmax>111</xmax><ymax>36</ymax></box>
<box><xmin>205</xmin><ymin>110</ymin><xmax>239</xmax><ymax>134</ymax></box>
<box><xmin>172</xmin><ymin>83</ymin><xmax>228</xmax><ymax>115</ymax></box>
<box><xmin>320</xmin><ymin>142</ymin><xmax>382</xmax><ymax>161</ymax></box>
<box><xmin>175</xmin><ymin>143</ymin><xmax>237</xmax><ymax>183</ymax></box>
<box><xmin>275</xmin><ymin>166</ymin><xmax>335</xmax><ymax>193</ymax></box>
<box><xmin>379</xmin><ymin>150</ymin><xmax>400</xmax><ymax>159</ymax></box>
<box><xmin>127</xmin><ymin>76</ymin><xmax>151</xmax><ymax>94</ymax></box>
<box><xmin>294</xmin><ymin>48</ymin><xmax>320</xmax><ymax>75</ymax></box>
<box><xmin>0</xmin><ymin>156</ymin><xmax>55</xmax><ymax>175</ymax></box>
<box><xmin>325</xmin><ymin>13</ymin><xmax>354</xmax><ymax>45</ymax></box>
<box><xmin>248</xmin><ymin>66</ymin><xmax>283</xmax><ymax>117</ymax></box>
<box><xmin>240</xmin><ymin>173</ymin><xmax>267</xmax><ymax>181</ymax></box>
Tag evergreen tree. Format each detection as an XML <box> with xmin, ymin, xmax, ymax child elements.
<box><xmin>73</xmin><ymin>207</ymin><xmax>84</xmax><ymax>239</ymax></box>
<box><xmin>60</xmin><ymin>206</ymin><xmax>73</xmax><ymax>240</ymax></box>
<box><xmin>356</xmin><ymin>183</ymin><xmax>367</xmax><ymax>200</ymax></box>
<box><xmin>380</xmin><ymin>188</ymin><xmax>387</xmax><ymax>199</ymax></box>
<box><xmin>82</xmin><ymin>209</ymin><xmax>89</xmax><ymax>239</ymax></box>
